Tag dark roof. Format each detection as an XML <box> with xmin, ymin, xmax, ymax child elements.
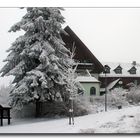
<box><xmin>61</xmin><ymin>26</ymin><xmax>104</xmax><ymax>73</ymax></box>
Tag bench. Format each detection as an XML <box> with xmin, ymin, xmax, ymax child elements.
<box><xmin>0</xmin><ymin>104</ymin><xmax>11</xmax><ymax>126</ymax></box>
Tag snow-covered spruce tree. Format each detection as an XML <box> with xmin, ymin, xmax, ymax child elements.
<box><xmin>0</xmin><ymin>8</ymin><xmax>80</xmax><ymax>114</ymax></box>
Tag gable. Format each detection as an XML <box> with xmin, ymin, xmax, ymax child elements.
<box><xmin>128</xmin><ymin>66</ymin><xmax>137</xmax><ymax>74</ymax></box>
<box><xmin>114</xmin><ymin>65</ymin><xmax>122</xmax><ymax>74</ymax></box>
<box><xmin>61</xmin><ymin>26</ymin><xmax>104</xmax><ymax>73</ymax></box>
<box><xmin>104</xmin><ymin>65</ymin><xmax>111</xmax><ymax>73</ymax></box>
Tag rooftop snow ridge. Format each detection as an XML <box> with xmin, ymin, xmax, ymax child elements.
<box><xmin>100</xmin><ymin>61</ymin><xmax>140</xmax><ymax>77</ymax></box>
<box><xmin>76</xmin><ymin>76</ymin><xmax>100</xmax><ymax>83</ymax></box>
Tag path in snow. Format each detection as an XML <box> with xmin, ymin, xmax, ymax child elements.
<box><xmin>0</xmin><ymin>106</ymin><xmax>140</xmax><ymax>133</ymax></box>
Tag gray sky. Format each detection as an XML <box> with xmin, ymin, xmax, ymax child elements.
<box><xmin>63</xmin><ymin>8</ymin><xmax>140</xmax><ymax>63</ymax></box>
<box><xmin>0</xmin><ymin>8</ymin><xmax>140</xmax><ymax>86</ymax></box>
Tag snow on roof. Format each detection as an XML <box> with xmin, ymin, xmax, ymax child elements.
<box><xmin>0</xmin><ymin>102</ymin><xmax>11</xmax><ymax>108</ymax></box>
<box><xmin>100</xmin><ymin>88</ymin><xmax>105</xmax><ymax>92</ymax></box>
<box><xmin>107</xmin><ymin>78</ymin><xmax>120</xmax><ymax>90</ymax></box>
<box><xmin>77</xmin><ymin>63</ymin><xmax>93</xmax><ymax>66</ymax></box>
<box><xmin>76</xmin><ymin>76</ymin><xmax>100</xmax><ymax>83</ymax></box>
<box><xmin>100</xmin><ymin>62</ymin><xmax>140</xmax><ymax>77</ymax></box>
<box><xmin>100</xmin><ymin>79</ymin><xmax>120</xmax><ymax>92</ymax></box>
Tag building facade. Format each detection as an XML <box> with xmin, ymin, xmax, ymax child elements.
<box><xmin>99</xmin><ymin>61</ymin><xmax>140</xmax><ymax>93</ymax></box>
<box><xmin>61</xmin><ymin>26</ymin><xmax>104</xmax><ymax>96</ymax></box>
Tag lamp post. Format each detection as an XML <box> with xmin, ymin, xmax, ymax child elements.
<box><xmin>104</xmin><ymin>65</ymin><xmax>108</xmax><ymax>112</ymax></box>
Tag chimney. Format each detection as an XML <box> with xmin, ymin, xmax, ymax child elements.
<box><xmin>132</xmin><ymin>61</ymin><xmax>136</xmax><ymax>66</ymax></box>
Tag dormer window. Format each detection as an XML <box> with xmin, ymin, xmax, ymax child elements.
<box><xmin>128</xmin><ymin>66</ymin><xmax>137</xmax><ymax>74</ymax></box>
<box><xmin>104</xmin><ymin>65</ymin><xmax>110</xmax><ymax>73</ymax></box>
<box><xmin>114</xmin><ymin>65</ymin><xmax>122</xmax><ymax>74</ymax></box>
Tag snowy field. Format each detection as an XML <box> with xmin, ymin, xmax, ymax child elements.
<box><xmin>1</xmin><ymin>106</ymin><xmax>140</xmax><ymax>134</ymax></box>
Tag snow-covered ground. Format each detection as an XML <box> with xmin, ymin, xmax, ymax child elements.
<box><xmin>1</xmin><ymin>106</ymin><xmax>140</xmax><ymax>133</ymax></box>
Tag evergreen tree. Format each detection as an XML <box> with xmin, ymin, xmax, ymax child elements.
<box><xmin>0</xmin><ymin>7</ymin><xmax>79</xmax><ymax>111</ymax></box>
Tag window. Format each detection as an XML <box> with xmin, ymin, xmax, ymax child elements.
<box><xmin>128</xmin><ymin>66</ymin><xmax>136</xmax><ymax>74</ymax></box>
<box><xmin>104</xmin><ymin>65</ymin><xmax>111</xmax><ymax>73</ymax></box>
<box><xmin>90</xmin><ymin>87</ymin><xmax>96</xmax><ymax>96</ymax></box>
<box><xmin>130</xmin><ymin>70</ymin><xmax>136</xmax><ymax>74</ymax></box>
<box><xmin>114</xmin><ymin>65</ymin><xmax>122</xmax><ymax>74</ymax></box>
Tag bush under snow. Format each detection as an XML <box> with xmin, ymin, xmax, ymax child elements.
<box><xmin>79</xmin><ymin>88</ymin><xmax>130</xmax><ymax>114</ymax></box>
<box><xmin>126</xmin><ymin>85</ymin><xmax>140</xmax><ymax>104</ymax></box>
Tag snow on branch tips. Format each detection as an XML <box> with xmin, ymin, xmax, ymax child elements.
<box><xmin>0</xmin><ymin>8</ymin><xmax>81</xmax><ymax>114</ymax></box>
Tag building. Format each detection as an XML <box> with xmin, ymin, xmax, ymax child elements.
<box><xmin>99</xmin><ymin>61</ymin><xmax>140</xmax><ymax>93</ymax></box>
<box><xmin>76</xmin><ymin>76</ymin><xmax>100</xmax><ymax>96</ymax></box>
<box><xmin>61</xmin><ymin>26</ymin><xmax>104</xmax><ymax>96</ymax></box>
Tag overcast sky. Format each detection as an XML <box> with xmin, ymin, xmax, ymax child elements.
<box><xmin>0</xmin><ymin>8</ymin><xmax>140</xmax><ymax>86</ymax></box>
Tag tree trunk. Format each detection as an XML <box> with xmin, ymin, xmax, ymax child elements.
<box><xmin>35</xmin><ymin>99</ymin><xmax>41</xmax><ymax>117</ymax></box>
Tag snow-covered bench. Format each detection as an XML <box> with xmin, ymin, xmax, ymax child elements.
<box><xmin>0</xmin><ymin>104</ymin><xmax>11</xmax><ymax>126</ymax></box>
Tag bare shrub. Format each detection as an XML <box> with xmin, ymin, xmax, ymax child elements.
<box><xmin>89</xmin><ymin>96</ymin><xmax>105</xmax><ymax>113</ymax></box>
<box><xmin>107</xmin><ymin>88</ymin><xmax>129</xmax><ymax>109</ymax></box>
<box><xmin>126</xmin><ymin>85</ymin><xmax>140</xmax><ymax>104</ymax></box>
<box><xmin>73</xmin><ymin>96</ymin><xmax>91</xmax><ymax>116</ymax></box>
<box><xmin>86</xmin><ymin>88</ymin><xmax>129</xmax><ymax>112</ymax></box>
